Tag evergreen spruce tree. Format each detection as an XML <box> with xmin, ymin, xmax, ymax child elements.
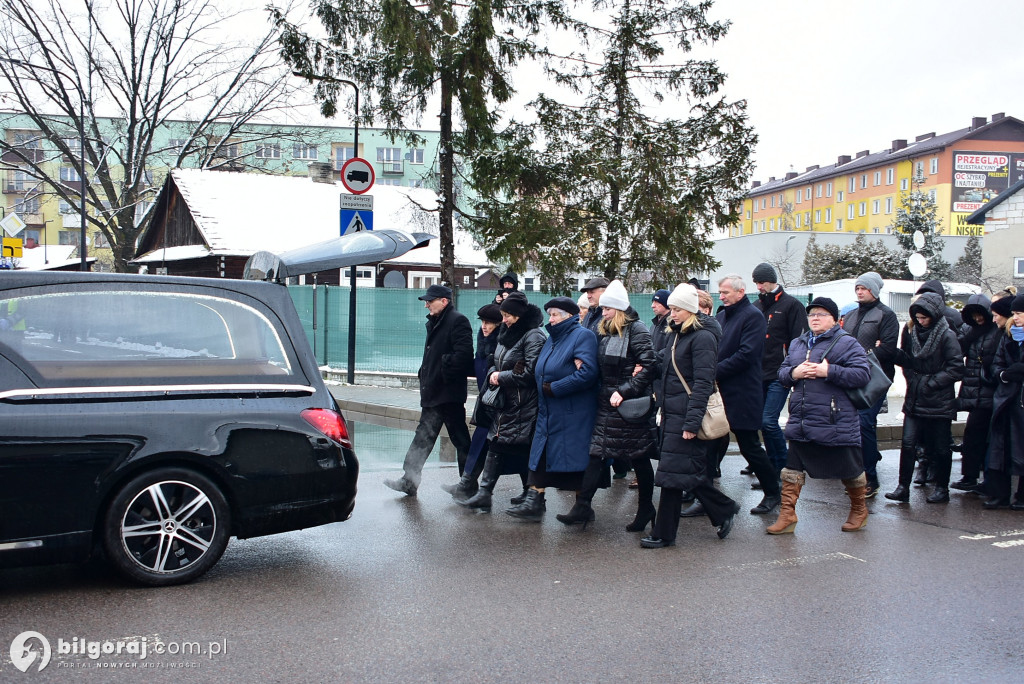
<box><xmin>892</xmin><ymin>171</ymin><xmax>952</xmax><ymax>280</ymax></box>
<box><xmin>951</xmin><ymin>234</ymin><xmax>983</xmax><ymax>285</ymax></box>
<box><xmin>468</xmin><ymin>0</ymin><xmax>756</xmax><ymax>292</ymax></box>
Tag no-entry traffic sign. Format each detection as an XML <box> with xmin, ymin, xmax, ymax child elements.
<box><xmin>340</xmin><ymin>157</ymin><xmax>375</xmax><ymax>194</ymax></box>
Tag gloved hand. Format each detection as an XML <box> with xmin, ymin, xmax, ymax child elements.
<box><xmin>1001</xmin><ymin>362</ymin><xmax>1024</xmax><ymax>383</ymax></box>
<box><xmin>542</xmin><ymin>382</ymin><xmax>554</xmax><ymax>397</ymax></box>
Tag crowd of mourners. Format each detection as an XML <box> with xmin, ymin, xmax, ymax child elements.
<box><xmin>382</xmin><ymin>267</ymin><xmax>1024</xmax><ymax>548</ymax></box>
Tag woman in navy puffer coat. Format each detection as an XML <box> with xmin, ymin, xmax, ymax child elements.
<box><xmin>768</xmin><ymin>297</ymin><xmax>870</xmax><ymax>535</ymax></box>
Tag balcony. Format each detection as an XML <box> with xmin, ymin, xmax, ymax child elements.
<box><xmin>380</xmin><ymin>160</ymin><xmax>405</xmax><ymax>175</ymax></box>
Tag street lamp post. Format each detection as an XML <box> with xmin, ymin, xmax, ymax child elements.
<box><xmin>0</xmin><ymin>57</ymin><xmax>88</xmax><ymax>270</ymax></box>
<box><xmin>293</xmin><ymin>71</ymin><xmax>360</xmax><ymax>384</ymax></box>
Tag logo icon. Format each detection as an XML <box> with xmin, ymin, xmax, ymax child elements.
<box><xmin>10</xmin><ymin>631</ymin><xmax>51</xmax><ymax>672</ymax></box>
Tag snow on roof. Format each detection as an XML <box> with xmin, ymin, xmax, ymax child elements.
<box><xmin>146</xmin><ymin>168</ymin><xmax>491</xmax><ymax>267</ymax></box>
<box><xmin>133</xmin><ymin>244</ymin><xmax>213</xmax><ymax>263</ymax></box>
<box><xmin>12</xmin><ymin>245</ymin><xmax>80</xmax><ymax>270</ymax></box>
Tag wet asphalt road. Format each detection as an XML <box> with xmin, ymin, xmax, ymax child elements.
<box><xmin>2</xmin><ymin>450</ymin><xmax>1024</xmax><ymax>683</ymax></box>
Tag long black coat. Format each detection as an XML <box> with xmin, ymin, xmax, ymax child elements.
<box><xmin>957</xmin><ymin>294</ymin><xmax>1001</xmax><ymax>412</ymax></box>
<box><xmin>655</xmin><ymin>314</ymin><xmax>721</xmax><ymax>491</ymax></box>
<box><xmin>418</xmin><ymin>303</ymin><xmax>474</xmax><ymax>408</ymax></box>
<box><xmin>589</xmin><ymin>309</ymin><xmax>659</xmax><ymax>462</ymax></box>
<box><xmin>486</xmin><ymin>304</ymin><xmax>546</xmax><ymax>448</ymax></box>
<box><xmin>894</xmin><ymin>293</ymin><xmax>964</xmax><ymax>420</ymax></box>
<box><xmin>989</xmin><ymin>332</ymin><xmax>1024</xmax><ymax>474</ymax></box>
<box><xmin>715</xmin><ymin>296</ymin><xmax>766</xmax><ymax>431</ymax></box>
<box><xmin>649</xmin><ymin>313</ymin><xmax>671</xmax><ymax>355</ymax></box>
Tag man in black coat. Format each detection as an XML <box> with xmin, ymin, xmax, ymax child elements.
<box><xmin>385</xmin><ymin>284</ymin><xmax>474</xmax><ymax>496</ymax></box>
<box><xmin>751</xmin><ymin>263</ymin><xmax>808</xmax><ymax>474</ymax></box>
<box><xmin>649</xmin><ymin>289</ymin><xmax>672</xmax><ymax>355</ymax></box>
<box><xmin>580</xmin><ymin>276</ymin><xmax>610</xmax><ymax>333</ymax></box>
<box><xmin>841</xmin><ymin>271</ymin><xmax>900</xmax><ymax>498</ymax></box>
<box><xmin>714</xmin><ymin>274</ymin><xmax>781</xmax><ymax>514</ymax></box>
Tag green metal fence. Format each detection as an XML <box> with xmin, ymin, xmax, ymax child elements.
<box><xmin>288</xmin><ymin>286</ymin><xmax>733</xmax><ymax>372</ymax></box>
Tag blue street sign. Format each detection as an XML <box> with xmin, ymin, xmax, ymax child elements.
<box><xmin>339</xmin><ymin>209</ymin><xmax>373</xmax><ymax>235</ymax></box>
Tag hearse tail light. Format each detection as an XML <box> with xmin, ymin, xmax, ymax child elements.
<box><xmin>301</xmin><ymin>408</ymin><xmax>353</xmax><ymax>449</ymax></box>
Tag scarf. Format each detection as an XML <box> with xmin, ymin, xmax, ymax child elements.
<box><xmin>909</xmin><ymin>314</ymin><xmax>950</xmax><ymax>359</ymax></box>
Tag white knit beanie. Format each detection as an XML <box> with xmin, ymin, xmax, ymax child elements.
<box><xmin>599</xmin><ymin>279</ymin><xmax>630</xmax><ymax>311</ymax></box>
<box><xmin>667</xmin><ymin>283</ymin><xmax>699</xmax><ymax>313</ymax></box>
<box><xmin>577</xmin><ymin>293</ymin><xmax>590</xmax><ymax>310</ymax></box>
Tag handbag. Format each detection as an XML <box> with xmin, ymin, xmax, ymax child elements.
<box><xmin>819</xmin><ymin>331</ymin><xmax>892</xmax><ymax>410</ymax></box>
<box><xmin>670</xmin><ymin>335</ymin><xmax>730</xmax><ymax>440</ymax></box>
<box><xmin>614</xmin><ymin>324</ymin><xmax>654</xmax><ymax>423</ymax></box>
<box><xmin>478</xmin><ymin>384</ymin><xmax>504</xmax><ymax>410</ymax></box>
<box><xmin>617</xmin><ymin>395</ymin><xmax>652</xmax><ymax>423</ymax></box>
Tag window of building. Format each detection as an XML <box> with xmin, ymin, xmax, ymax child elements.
<box><xmin>860</xmin><ymin>174</ymin><xmax>867</xmax><ymax>189</ymax></box>
<box><xmin>377</xmin><ymin>178</ymin><xmax>403</xmax><ymax>187</ymax></box>
<box><xmin>848</xmin><ymin>177</ymin><xmax>855</xmax><ymax>193</ymax></box>
<box><xmin>408</xmin><ymin>179</ymin><xmax>424</xmax><ymax>188</ymax></box>
<box><xmin>886</xmin><ymin>168</ymin><xmax>894</xmax><ymax>185</ymax></box>
<box><xmin>815</xmin><ymin>209</ymin><xmax>821</xmax><ymax>223</ymax></box>
<box><xmin>334</xmin><ymin>145</ymin><xmax>357</xmax><ymax>169</ymax></box>
<box><xmin>837</xmin><ymin>190</ymin><xmax>844</xmax><ymax>203</ymax></box>
<box><xmin>770</xmin><ymin>195</ymin><xmax>775</xmax><ymax>208</ymax></box>
<box><xmin>901</xmin><ymin>177</ymin><xmax>909</xmax><ymax>191</ymax></box>
<box><xmin>826</xmin><ymin>182</ymin><xmax>832</xmax><ymax>197</ymax></box>
<box><xmin>59</xmin><ymin>230</ymin><xmax>80</xmax><ymax>246</ymax></box>
<box><xmin>59</xmin><ymin>166</ymin><xmax>81</xmax><ymax>183</ymax></box>
<box><xmin>804</xmin><ymin>211</ymin><xmax>810</xmax><ymax>225</ymax></box>
<box><xmin>915</xmin><ymin>161</ymin><xmax>924</xmax><ymax>175</ymax></box>
<box><xmin>795</xmin><ymin>214</ymin><xmax>801</xmax><ymax>228</ymax></box>
<box><xmin>930</xmin><ymin>157</ymin><xmax>938</xmax><ymax>174</ymax></box>
<box><xmin>769</xmin><ymin>218</ymin><xmax>775</xmax><ymax>230</ymax></box>
<box><xmin>929</xmin><ymin>189</ymin><xmax>937</xmax><ymax>201</ymax></box>
<box><xmin>1014</xmin><ymin>257</ymin><xmax>1024</xmax><ymax>277</ymax></box>
<box><xmin>93</xmin><ymin>232</ymin><xmax>111</xmax><ymax>248</ymax></box>
<box><xmin>859</xmin><ymin>202</ymin><xmax>867</xmax><ymax>216</ymax></box>
<box><xmin>752</xmin><ymin>201</ymin><xmax>757</xmax><ymax>214</ymax></box>
<box><xmin>342</xmin><ymin>267</ymin><xmax>373</xmax><ymax>279</ymax></box>
<box><xmin>255</xmin><ymin>143</ymin><xmax>281</xmax><ymax>159</ymax></box>
<box><xmin>825</xmin><ymin>208</ymin><xmax>832</xmax><ymax>223</ymax></box>
<box><xmin>761</xmin><ymin>220</ymin><xmax>766</xmax><ymax>232</ymax></box>
<box><xmin>746</xmin><ymin>209</ymin><xmax>751</xmax><ymax>219</ymax></box>
<box><xmin>14</xmin><ymin>196</ymin><xmax>39</xmax><ymax>214</ymax></box>
<box><xmin>816</xmin><ymin>184</ymin><xmax>823</xmax><ymax>198</ymax></box>
<box><xmin>292</xmin><ymin>144</ymin><xmax>318</xmax><ymax>160</ymax></box>
<box><xmin>525</xmin><ymin>277</ymin><xmax>535</xmax><ymax>291</ymax></box>
<box><xmin>7</xmin><ymin>169</ymin><xmax>31</xmax><ymax>192</ymax></box>
<box><xmin>836</xmin><ymin>218</ymin><xmax>843</xmax><ymax>231</ymax></box>
<box><xmin>873</xmin><ymin>227</ymin><xmax>880</xmax><ymax>234</ymax></box>
<box><xmin>778</xmin><ymin>193</ymin><xmax>783</xmax><ymax>205</ymax></box>
<box><xmin>762</xmin><ymin>198</ymin><xmax>767</xmax><ymax>210</ymax></box>
<box><xmin>872</xmin><ymin>199</ymin><xmax>880</xmax><ymax>214</ymax></box>
<box><xmin>58</xmin><ymin>200</ymin><xmax>76</xmax><ymax>214</ymax></box>
<box><xmin>848</xmin><ymin>204</ymin><xmax>855</xmax><ymax>219</ymax></box>
<box><xmin>874</xmin><ymin>171</ymin><xmax>881</xmax><ymax>186</ymax></box>
<box><xmin>377</xmin><ymin>147</ymin><xmax>403</xmax><ymax>173</ymax></box>
<box><xmin>409</xmin><ymin>148</ymin><xmax>424</xmax><ymax>165</ymax></box>
<box><xmin>885</xmin><ymin>197</ymin><xmax>893</xmax><ymax>214</ymax></box>
<box><xmin>167</xmin><ymin>138</ymin><xmax>188</xmax><ymax>152</ymax></box>
<box><xmin>12</xmin><ymin>131</ymin><xmax>41</xmax><ymax>148</ymax></box>
<box><xmin>805</xmin><ymin>188</ymin><xmax>811</xmax><ymax>200</ymax></box>
<box><xmin>795</xmin><ymin>191</ymin><xmax>801</xmax><ymax>204</ymax></box>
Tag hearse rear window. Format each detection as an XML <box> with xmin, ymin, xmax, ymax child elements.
<box><xmin>0</xmin><ymin>289</ymin><xmax>293</xmax><ymax>385</ymax></box>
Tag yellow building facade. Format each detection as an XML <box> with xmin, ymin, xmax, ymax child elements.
<box><xmin>736</xmin><ymin>114</ymin><xmax>1024</xmax><ymax>240</ymax></box>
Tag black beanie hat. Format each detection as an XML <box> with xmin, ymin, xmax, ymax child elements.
<box><xmin>751</xmin><ymin>262</ymin><xmax>778</xmax><ymax>284</ymax></box>
<box><xmin>806</xmin><ymin>296</ymin><xmax>840</xmax><ymax>321</ymax></box>
<box><xmin>499</xmin><ymin>291</ymin><xmax>530</xmax><ymax>318</ymax></box>
<box><xmin>477</xmin><ymin>304</ymin><xmax>502</xmax><ymax>323</ymax></box>
<box><xmin>991</xmin><ymin>296</ymin><xmax>1014</xmax><ymax>318</ymax></box>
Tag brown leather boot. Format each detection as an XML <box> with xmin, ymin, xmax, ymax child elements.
<box><xmin>766</xmin><ymin>480</ymin><xmax>801</xmax><ymax>535</ymax></box>
<box><xmin>842</xmin><ymin>485</ymin><xmax>868</xmax><ymax>531</ymax></box>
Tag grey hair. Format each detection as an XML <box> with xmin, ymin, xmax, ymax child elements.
<box><xmin>718</xmin><ymin>274</ymin><xmax>746</xmax><ymax>292</ymax></box>
<box><xmin>546</xmin><ymin>307</ymin><xmax>572</xmax><ymax>320</ymax></box>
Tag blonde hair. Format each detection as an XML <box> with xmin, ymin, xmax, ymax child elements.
<box><xmin>598</xmin><ymin>308</ymin><xmax>628</xmax><ymax>336</ymax></box>
<box><xmin>678</xmin><ymin>313</ymin><xmax>702</xmax><ymax>334</ymax></box>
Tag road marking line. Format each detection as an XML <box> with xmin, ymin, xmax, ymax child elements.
<box><xmin>716</xmin><ymin>552</ymin><xmax>865</xmax><ymax>571</ymax></box>
<box><xmin>992</xmin><ymin>539</ymin><xmax>1024</xmax><ymax>549</ymax></box>
<box><xmin>960</xmin><ymin>529</ymin><xmax>1024</xmax><ymax>541</ymax></box>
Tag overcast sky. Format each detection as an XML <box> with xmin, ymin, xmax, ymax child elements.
<box><xmin>700</xmin><ymin>0</ymin><xmax>1024</xmax><ymax>182</ymax></box>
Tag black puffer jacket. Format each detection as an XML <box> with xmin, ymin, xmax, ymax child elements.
<box><xmin>589</xmin><ymin>308</ymin><xmax>659</xmax><ymax>462</ymax></box>
<box><xmin>957</xmin><ymin>294</ymin><xmax>1002</xmax><ymax>412</ymax></box>
<box><xmin>916</xmin><ymin>279</ymin><xmax>966</xmax><ymax>338</ymax></box>
<box><xmin>655</xmin><ymin>314</ymin><xmax>721</xmax><ymax>491</ymax></box>
<box><xmin>486</xmin><ymin>304</ymin><xmax>546</xmax><ymax>447</ymax></box>
<box><xmin>895</xmin><ymin>292</ymin><xmax>964</xmax><ymax>420</ymax></box>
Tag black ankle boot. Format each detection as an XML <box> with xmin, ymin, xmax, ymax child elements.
<box><xmin>885</xmin><ymin>484</ymin><xmax>910</xmax><ymax>502</ymax></box>
<box><xmin>443</xmin><ymin>474</ymin><xmax>479</xmax><ymax>499</ymax></box>
<box><xmin>625</xmin><ymin>505</ymin><xmax>656</xmax><ymax>532</ymax></box>
<box><xmin>926</xmin><ymin>486</ymin><xmax>949</xmax><ymax>503</ymax></box>
<box><xmin>506</xmin><ymin>489</ymin><xmax>545</xmax><ymax>521</ymax></box>
<box><xmin>458</xmin><ymin>453</ymin><xmax>500</xmax><ymax>511</ymax></box>
<box><xmin>510</xmin><ymin>488</ymin><xmax>529</xmax><ymax>505</ymax></box>
<box><xmin>556</xmin><ymin>502</ymin><xmax>595</xmax><ymax>529</ymax></box>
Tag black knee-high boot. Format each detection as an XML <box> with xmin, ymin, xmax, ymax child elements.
<box><xmin>626</xmin><ymin>458</ymin><xmax>656</xmax><ymax>532</ymax></box>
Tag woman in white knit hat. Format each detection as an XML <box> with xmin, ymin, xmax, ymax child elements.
<box><xmin>642</xmin><ymin>283</ymin><xmax>740</xmax><ymax>547</ymax></box>
<box><xmin>557</xmin><ymin>279</ymin><xmax>660</xmax><ymax>531</ymax></box>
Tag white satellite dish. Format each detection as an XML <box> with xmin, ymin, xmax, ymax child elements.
<box><xmin>912</xmin><ymin>230</ymin><xmax>925</xmax><ymax>250</ymax></box>
<box><xmin>908</xmin><ymin>252</ymin><xmax>927</xmax><ymax>277</ymax></box>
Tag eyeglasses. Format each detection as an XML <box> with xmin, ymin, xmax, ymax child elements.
<box><xmin>807</xmin><ymin>312</ymin><xmax>831</xmax><ymax>318</ymax></box>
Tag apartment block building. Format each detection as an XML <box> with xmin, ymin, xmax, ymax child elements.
<box><xmin>0</xmin><ymin>113</ymin><xmax>445</xmax><ymax>269</ymax></box>
<box><xmin>735</xmin><ymin>114</ymin><xmax>1024</xmax><ymax>241</ymax></box>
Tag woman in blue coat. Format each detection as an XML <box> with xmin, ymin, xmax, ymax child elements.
<box><xmin>507</xmin><ymin>297</ymin><xmax>599</xmax><ymax>521</ymax></box>
<box><xmin>768</xmin><ymin>298</ymin><xmax>870</xmax><ymax>535</ymax></box>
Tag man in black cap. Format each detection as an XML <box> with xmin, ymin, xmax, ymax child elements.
<box><xmin>649</xmin><ymin>289</ymin><xmax>672</xmax><ymax>354</ymax></box>
<box><xmin>580</xmin><ymin>276</ymin><xmax>610</xmax><ymax>332</ymax></box>
<box><xmin>385</xmin><ymin>284</ymin><xmax>474</xmax><ymax>496</ymax></box>
<box><xmin>752</xmin><ymin>262</ymin><xmax>808</xmax><ymax>475</ymax></box>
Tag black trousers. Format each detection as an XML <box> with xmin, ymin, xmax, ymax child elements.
<box><xmin>898</xmin><ymin>416</ymin><xmax>952</xmax><ymax>487</ymax></box>
<box><xmin>653</xmin><ymin>484</ymin><xmax>737</xmax><ymax>543</ymax></box>
<box><xmin>732</xmin><ymin>429</ymin><xmax>780</xmax><ymax>495</ymax></box>
<box><xmin>960</xmin><ymin>408</ymin><xmax>993</xmax><ymax>480</ymax></box>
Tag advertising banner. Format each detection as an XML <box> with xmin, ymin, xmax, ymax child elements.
<box><xmin>950</xmin><ymin>150</ymin><xmax>1024</xmax><ymax>212</ymax></box>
